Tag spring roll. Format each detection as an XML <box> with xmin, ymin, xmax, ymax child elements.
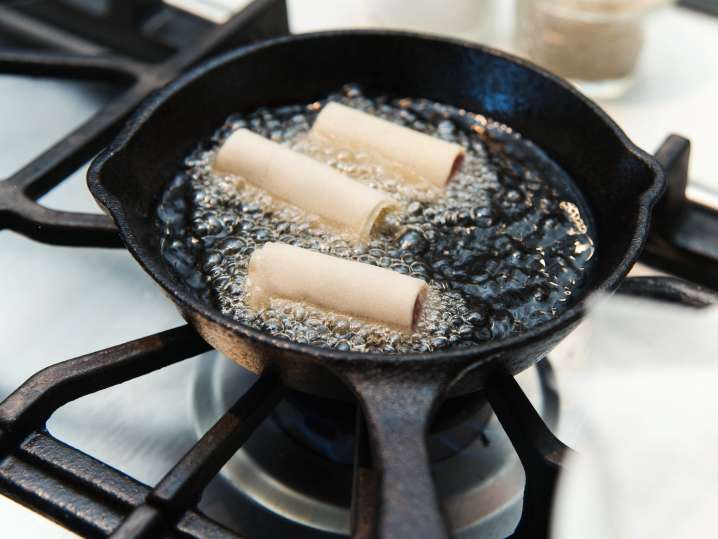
<box><xmin>247</xmin><ymin>242</ymin><xmax>428</xmax><ymax>331</ymax></box>
<box><xmin>311</xmin><ymin>102</ymin><xmax>465</xmax><ymax>188</ymax></box>
<box><xmin>215</xmin><ymin>129</ymin><xmax>395</xmax><ymax>238</ymax></box>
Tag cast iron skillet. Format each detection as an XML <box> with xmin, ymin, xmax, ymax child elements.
<box><xmin>88</xmin><ymin>31</ymin><xmax>664</xmax><ymax>539</ymax></box>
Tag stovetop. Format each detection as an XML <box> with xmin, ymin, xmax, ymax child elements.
<box><xmin>1</xmin><ymin>2</ymin><xmax>718</xmax><ymax>538</ymax></box>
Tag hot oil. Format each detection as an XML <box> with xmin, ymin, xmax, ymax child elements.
<box><xmin>157</xmin><ymin>85</ymin><xmax>596</xmax><ymax>353</ymax></box>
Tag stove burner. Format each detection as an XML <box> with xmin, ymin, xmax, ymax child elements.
<box><xmin>273</xmin><ymin>392</ymin><xmax>357</xmax><ymax>465</ymax></box>
<box><xmin>271</xmin><ymin>387</ymin><xmax>493</xmax><ymax>465</ymax></box>
<box><xmin>190</xmin><ymin>354</ymin><xmax>550</xmax><ymax>538</ymax></box>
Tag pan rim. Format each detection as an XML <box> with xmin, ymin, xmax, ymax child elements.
<box><xmin>87</xmin><ymin>29</ymin><xmax>665</xmax><ymax>369</ymax></box>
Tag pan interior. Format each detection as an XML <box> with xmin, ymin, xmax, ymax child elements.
<box><xmin>155</xmin><ymin>84</ymin><xmax>598</xmax><ymax>354</ymax></box>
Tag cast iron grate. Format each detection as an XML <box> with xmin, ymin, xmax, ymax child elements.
<box><xmin>1</xmin><ymin>2</ymin><xmax>717</xmax><ymax>538</ymax></box>
<box><xmin>0</xmin><ymin>0</ymin><xmax>289</xmax><ymax>247</ymax></box>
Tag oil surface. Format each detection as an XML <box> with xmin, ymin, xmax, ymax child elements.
<box><xmin>157</xmin><ymin>85</ymin><xmax>596</xmax><ymax>353</ymax></box>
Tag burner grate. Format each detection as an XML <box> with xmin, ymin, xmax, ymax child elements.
<box><xmin>0</xmin><ymin>0</ymin><xmax>288</xmax><ymax>248</ymax></box>
<box><xmin>116</xmin><ymin>374</ymin><xmax>285</xmax><ymax>538</ymax></box>
<box><xmin>0</xmin><ymin>282</ymin><xmax>711</xmax><ymax>539</ymax></box>
<box><xmin>643</xmin><ymin>135</ymin><xmax>718</xmax><ymax>289</ymax></box>
<box><xmin>0</xmin><ymin>326</ymin><xmax>240</xmax><ymax>538</ymax></box>
<box><xmin>1</xmin><ymin>2</ymin><xmax>717</xmax><ymax>537</ymax></box>
<box><xmin>0</xmin><ymin>323</ymin><xmax>583</xmax><ymax>539</ymax></box>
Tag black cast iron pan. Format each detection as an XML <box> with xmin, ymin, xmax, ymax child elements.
<box><xmin>88</xmin><ymin>31</ymin><xmax>664</xmax><ymax>539</ymax></box>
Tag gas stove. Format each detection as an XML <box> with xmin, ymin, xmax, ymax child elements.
<box><xmin>1</xmin><ymin>2</ymin><xmax>718</xmax><ymax>538</ymax></box>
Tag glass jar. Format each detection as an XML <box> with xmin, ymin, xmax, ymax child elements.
<box><xmin>516</xmin><ymin>0</ymin><xmax>668</xmax><ymax>99</ymax></box>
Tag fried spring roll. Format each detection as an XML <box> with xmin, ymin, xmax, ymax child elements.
<box><xmin>214</xmin><ymin>129</ymin><xmax>395</xmax><ymax>238</ymax></box>
<box><xmin>247</xmin><ymin>242</ymin><xmax>428</xmax><ymax>331</ymax></box>
<box><xmin>311</xmin><ymin>102</ymin><xmax>465</xmax><ymax>187</ymax></box>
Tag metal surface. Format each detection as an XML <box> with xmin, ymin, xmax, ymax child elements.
<box><xmin>0</xmin><ymin>0</ymin><xmax>289</xmax><ymax>247</ymax></box>
<box><xmin>112</xmin><ymin>375</ymin><xmax>285</xmax><ymax>538</ymax></box>
<box><xmin>643</xmin><ymin>135</ymin><xmax>718</xmax><ymax>289</ymax></box>
<box><xmin>191</xmin><ymin>355</ymin><xmax>552</xmax><ymax>538</ymax></box>
<box><xmin>485</xmin><ymin>376</ymin><xmax>568</xmax><ymax>539</ymax></box>
<box><xmin>0</xmin><ymin>326</ymin><xmax>210</xmax><ymax>444</ymax></box>
<box><xmin>5</xmin><ymin>0</ymin><xmax>194</xmax><ymax>61</ymax></box>
<box><xmin>0</xmin><ymin>327</ymin><xmax>569</xmax><ymax>539</ymax></box>
<box><xmin>0</xmin><ymin>327</ymin><xmax>241</xmax><ymax>538</ymax></box>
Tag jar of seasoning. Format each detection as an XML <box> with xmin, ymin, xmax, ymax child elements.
<box><xmin>516</xmin><ymin>0</ymin><xmax>669</xmax><ymax>98</ymax></box>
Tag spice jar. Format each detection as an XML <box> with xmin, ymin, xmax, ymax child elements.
<box><xmin>516</xmin><ymin>0</ymin><xmax>668</xmax><ymax>98</ymax></box>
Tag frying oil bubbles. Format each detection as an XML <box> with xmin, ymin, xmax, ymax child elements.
<box><xmin>157</xmin><ymin>84</ymin><xmax>595</xmax><ymax>353</ymax></box>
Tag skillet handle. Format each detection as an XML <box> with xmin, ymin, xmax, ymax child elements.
<box><xmin>342</xmin><ymin>363</ymin><xmax>459</xmax><ymax>539</ymax></box>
